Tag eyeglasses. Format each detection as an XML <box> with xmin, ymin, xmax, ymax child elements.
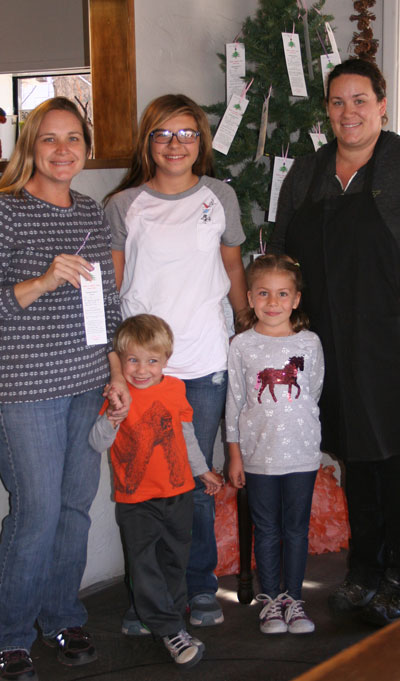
<box><xmin>149</xmin><ymin>129</ymin><xmax>200</xmax><ymax>144</ymax></box>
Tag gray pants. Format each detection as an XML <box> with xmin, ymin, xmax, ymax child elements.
<box><xmin>116</xmin><ymin>491</ymin><xmax>194</xmax><ymax>637</ymax></box>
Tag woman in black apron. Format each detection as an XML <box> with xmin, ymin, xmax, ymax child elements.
<box><xmin>270</xmin><ymin>59</ymin><xmax>400</xmax><ymax>627</ymax></box>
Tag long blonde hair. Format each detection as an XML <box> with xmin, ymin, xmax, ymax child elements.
<box><xmin>0</xmin><ymin>97</ymin><xmax>91</xmax><ymax>197</ymax></box>
<box><xmin>105</xmin><ymin>94</ymin><xmax>214</xmax><ymax>202</ymax></box>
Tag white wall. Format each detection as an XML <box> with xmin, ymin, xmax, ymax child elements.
<box><xmin>0</xmin><ymin>0</ymin><xmax>384</xmax><ymax>591</ymax></box>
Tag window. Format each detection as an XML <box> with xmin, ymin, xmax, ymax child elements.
<box><xmin>0</xmin><ymin>0</ymin><xmax>137</xmax><ymax>170</ymax></box>
<box><xmin>15</xmin><ymin>71</ymin><xmax>94</xmax><ymax>156</ymax></box>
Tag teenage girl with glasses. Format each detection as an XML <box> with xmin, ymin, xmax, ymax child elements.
<box><xmin>105</xmin><ymin>94</ymin><xmax>248</xmax><ymax>632</ymax></box>
<box><xmin>226</xmin><ymin>254</ymin><xmax>324</xmax><ymax>634</ymax></box>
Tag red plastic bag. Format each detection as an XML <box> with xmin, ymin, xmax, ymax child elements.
<box><xmin>309</xmin><ymin>465</ymin><xmax>350</xmax><ymax>554</ymax></box>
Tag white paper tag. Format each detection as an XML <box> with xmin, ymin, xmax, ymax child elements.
<box><xmin>325</xmin><ymin>22</ymin><xmax>340</xmax><ymax>59</ymax></box>
<box><xmin>255</xmin><ymin>97</ymin><xmax>270</xmax><ymax>162</ymax></box>
<box><xmin>268</xmin><ymin>156</ymin><xmax>294</xmax><ymax>223</ymax></box>
<box><xmin>309</xmin><ymin>132</ymin><xmax>328</xmax><ymax>151</ymax></box>
<box><xmin>212</xmin><ymin>94</ymin><xmax>249</xmax><ymax>155</ymax></box>
<box><xmin>80</xmin><ymin>262</ymin><xmax>107</xmax><ymax>346</ymax></box>
<box><xmin>282</xmin><ymin>32</ymin><xmax>308</xmax><ymax>97</ymax></box>
<box><xmin>320</xmin><ymin>53</ymin><xmax>342</xmax><ymax>96</ymax></box>
<box><xmin>226</xmin><ymin>42</ymin><xmax>246</xmax><ymax>104</ymax></box>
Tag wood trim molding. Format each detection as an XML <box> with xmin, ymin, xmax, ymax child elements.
<box><xmin>89</xmin><ymin>0</ymin><xmax>137</xmax><ymax>160</ymax></box>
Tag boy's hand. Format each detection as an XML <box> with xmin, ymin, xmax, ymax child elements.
<box><xmin>105</xmin><ymin>386</ymin><xmax>126</xmax><ymax>429</ymax></box>
<box><xmin>106</xmin><ymin>385</ymin><xmax>124</xmax><ymax>411</ymax></box>
<box><xmin>199</xmin><ymin>470</ymin><xmax>223</xmax><ymax>496</ymax></box>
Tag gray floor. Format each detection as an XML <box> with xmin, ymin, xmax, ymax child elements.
<box><xmin>30</xmin><ymin>550</ymin><xmax>379</xmax><ymax>681</ymax></box>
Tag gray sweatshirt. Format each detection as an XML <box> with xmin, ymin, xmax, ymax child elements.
<box><xmin>226</xmin><ymin>328</ymin><xmax>324</xmax><ymax>475</ymax></box>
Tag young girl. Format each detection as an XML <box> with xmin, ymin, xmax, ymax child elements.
<box><xmin>226</xmin><ymin>254</ymin><xmax>324</xmax><ymax>635</ymax></box>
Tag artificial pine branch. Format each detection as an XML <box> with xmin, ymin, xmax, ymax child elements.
<box><xmin>204</xmin><ymin>0</ymin><xmax>335</xmax><ymax>253</ymax></box>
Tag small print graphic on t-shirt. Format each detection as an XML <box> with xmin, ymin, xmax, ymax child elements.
<box><xmin>200</xmin><ymin>198</ymin><xmax>215</xmax><ymax>222</ymax></box>
<box><xmin>255</xmin><ymin>356</ymin><xmax>304</xmax><ymax>403</ymax></box>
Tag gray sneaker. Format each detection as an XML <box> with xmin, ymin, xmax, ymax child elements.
<box><xmin>121</xmin><ymin>604</ymin><xmax>151</xmax><ymax>636</ymax></box>
<box><xmin>189</xmin><ymin>593</ymin><xmax>224</xmax><ymax>626</ymax></box>
<box><xmin>162</xmin><ymin>630</ymin><xmax>204</xmax><ymax>668</ymax></box>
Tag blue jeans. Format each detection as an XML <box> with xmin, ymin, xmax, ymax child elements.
<box><xmin>0</xmin><ymin>388</ymin><xmax>104</xmax><ymax>651</ymax></box>
<box><xmin>183</xmin><ymin>371</ymin><xmax>227</xmax><ymax>598</ymax></box>
<box><xmin>245</xmin><ymin>470</ymin><xmax>317</xmax><ymax>600</ymax></box>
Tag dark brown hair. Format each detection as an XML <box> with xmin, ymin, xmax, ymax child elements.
<box><xmin>236</xmin><ymin>254</ymin><xmax>309</xmax><ymax>334</ymax></box>
<box><xmin>326</xmin><ymin>58</ymin><xmax>387</xmax><ymax>125</ymax></box>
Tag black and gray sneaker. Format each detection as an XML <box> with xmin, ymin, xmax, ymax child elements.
<box><xmin>42</xmin><ymin>627</ymin><xmax>97</xmax><ymax>666</ymax></box>
<box><xmin>162</xmin><ymin>629</ymin><xmax>204</xmax><ymax>668</ymax></box>
<box><xmin>362</xmin><ymin>580</ymin><xmax>400</xmax><ymax>626</ymax></box>
<box><xmin>0</xmin><ymin>649</ymin><xmax>38</xmax><ymax>680</ymax></box>
<box><xmin>328</xmin><ymin>579</ymin><xmax>376</xmax><ymax>613</ymax></box>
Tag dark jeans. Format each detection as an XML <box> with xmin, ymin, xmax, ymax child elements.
<box><xmin>183</xmin><ymin>370</ymin><xmax>228</xmax><ymax>598</ymax></box>
<box><xmin>346</xmin><ymin>457</ymin><xmax>400</xmax><ymax>589</ymax></box>
<box><xmin>246</xmin><ymin>470</ymin><xmax>317</xmax><ymax>600</ymax></box>
<box><xmin>117</xmin><ymin>492</ymin><xmax>194</xmax><ymax>637</ymax></box>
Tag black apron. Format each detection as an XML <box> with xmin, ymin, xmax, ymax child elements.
<box><xmin>285</xmin><ymin>136</ymin><xmax>400</xmax><ymax>462</ymax></box>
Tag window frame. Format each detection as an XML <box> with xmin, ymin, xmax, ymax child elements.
<box><xmin>0</xmin><ymin>0</ymin><xmax>136</xmax><ymax>172</ymax></box>
<box><xmin>383</xmin><ymin>0</ymin><xmax>400</xmax><ymax>133</ymax></box>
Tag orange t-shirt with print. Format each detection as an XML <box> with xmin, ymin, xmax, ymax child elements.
<box><xmin>100</xmin><ymin>376</ymin><xmax>195</xmax><ymax>503</ymax></box>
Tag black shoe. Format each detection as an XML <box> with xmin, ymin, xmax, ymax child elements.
<box><xmin>362</xmin><ymin>581</ymin><xmax>400</xmax><ymax>626</ymax></box>
<box><xmin>42</xmin><ymin>627</ymin><xmax>97</xmax><ymax>666</ymax></box>
<box><xmin>328</xmin><ymin>579</ymin><xmax>376</xmax><ymax>613</ymax></box>
<box><xmin>0</xmin><ymin>649</ymin><xmax>38</xmax><ymax>680</ymax></box>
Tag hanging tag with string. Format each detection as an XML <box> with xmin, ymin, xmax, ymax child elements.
<box><xmin>255</xmin><ymin>85</ymin><xmax>272</xmax><ymax>162</ymax></box>
<box><xmin>282</xmin><ymin>24</ymin><xmax>308</xmax><ymax>97</ymax></box>
<box><xmin>226</xmin><ymin>36</ymin><xmax>246</xmax><ymax>104</ymax></box>
<box><xmin>297</xmin><ymin>0</ymin><xmax>314</xmax><ymax>80</ymax></box>
<box><xmin>318</xmin><ymin>27</ymin><xmax>341</xmax><ymax>96</ymax></box>
<box><xmin>309</xmin><ymin>122</ymin><xmax>328</xmax><ymax>151</ymax></box>
<box><xmin>325</xmin><ymin>21</ymin><xmax>340</xmax><ymax>60</ymax></box>
<box><xmin>212</xmin><ymin>79</ymin><xmax>253</xmax><ymax>155</ymax></box>
<box><xmin>268</xmin><ymin>145</ymin><xmax>294</xmax><ymax>223</ymax></box>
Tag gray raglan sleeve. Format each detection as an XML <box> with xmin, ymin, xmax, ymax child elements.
<box><xmin>206</xmin><ymin>178</ymin><xmax>245</xmax><ymax>247</ymax></box>
<box><xmin>104</xmin><ymin>189</ymin><xmax>142</xmax><ymax>252</ymax></box>
<box><xmin>89</xmin><ymin>413</ymin><xmax>119</xmax><ymax>453</ymax></box>
<box><xmin>181</xmin><ymin>421</ymin><xmax>209</xmax><ymax>477</ymax></box>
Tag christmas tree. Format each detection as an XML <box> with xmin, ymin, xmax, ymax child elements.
<box><xmin>205</xmin><ymin>0</ymin><xmax>335</xmax><ymax>253</ymax></box>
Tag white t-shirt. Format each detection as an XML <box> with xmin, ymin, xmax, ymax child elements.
<box><xmin>106</xmin><ymin>176</ymin><xmax>245</xmax><ymax>379</ymax></box>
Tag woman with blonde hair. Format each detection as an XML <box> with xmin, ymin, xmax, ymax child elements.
<box><xmin>0</xmin><ymin>97</ymin><xmax>129</xmax><ymax>681</ymax></box>
<box><xmin>106</xmin><ymin>93</ymin><xmax>248</xmax><ymax>631</ymax></box>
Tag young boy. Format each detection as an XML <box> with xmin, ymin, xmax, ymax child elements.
<box><xmin>89</xmin><ymin>314</ymin><xmax>222</xmax><ymax>668</ymax></box>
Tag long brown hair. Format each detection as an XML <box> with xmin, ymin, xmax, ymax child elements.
<box><xmin>105</xmin><ymin>94</ymin><xmax>215</xmax><ymax>203</ymax></box>
<box><xmin>237</xmin><ymin>254</ymin><xmax>309</xmax><ymax>333</ymax></box>
<box><xmin>0</xmin><ymin>97</ymin><xmax>91</xmax><ymax>197</ymax></box>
